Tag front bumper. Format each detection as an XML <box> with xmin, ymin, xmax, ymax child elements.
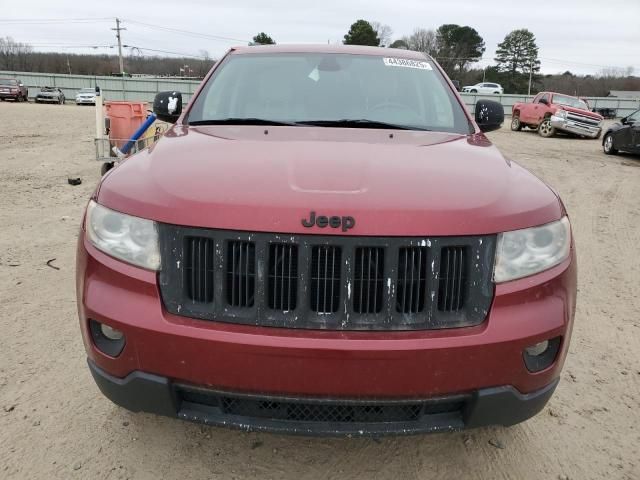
<box><xmin>0</xmin><ymin>92</ymin><xmax>20</xmax><ymax>99</ymax></box>
<box><xmin>88</xmin><ymin>359</ymin><xmax>559</xmax><ymax>436</ymax></box>
<box><xmin>36</xmin><ymin>96</ymin><xmax>60</xmax><ymax>103</ymax></box>
<box><xmin>77</xmin><ymin>233</ymin><xmax>577</xmax><ymax>433</ymax></box>
<box><xmin>76</xmin><ymin>97</ymin><xmax>96</xmax><ymax>104</ymax></box>
<box><xmin>550</xmin><ymin>116</ymin><xmax>602</xmax><ymax>138</ymax></box>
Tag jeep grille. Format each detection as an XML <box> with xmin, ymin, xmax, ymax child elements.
<box><xmin>158</xmin><ymin>226</ymin><xmax>496</xmax><ymax>331</ymax></box>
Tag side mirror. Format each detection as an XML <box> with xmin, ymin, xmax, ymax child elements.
<box><xmin>153</xmin><ymin>91</ymin><xmax>183</xmax><ymax>123</ymax></box>
<box><xmin>620</xmin><ymin>117</ymin><xmax>628</xmax><ymax>125</ymax></box>
<box><xmin>475</xmin><ymin>100</ymin><xmax>504</xmax><ymax>133</ymax></box>
<box><xmin>539</xmin><ymin>98</ymin><xmax>549</xmax><ymax>106</ymax></box>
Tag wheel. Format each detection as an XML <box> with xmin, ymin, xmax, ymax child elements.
<box><xmin>23</xmin><ymin>94</ymin><xmax>28</xmax><ymax>102</ymax></box>
<box><xmin>59</xmin><ymin>97</ymin><xmax>64</xmax><ymax>105</ymax></box>
<box><xmin>101</xmin><ymin>162</ymin><xmax>115</xmax><ymax>176</ymax></box>
<box><xmin>470</xmin><ymin>89</ymin><xmax>478</xmax><ymax>93</ymax></box>
<box><xmin>493</xmin><ymin>91</ymin><xmax>500</xmax><ymax>95</ymax></box>
<box><xmin>603</xmin><ymin>134</ymin><xmax>617</xmax><ymax>155</ymax></box>
<box><xmin>511</xmin><ymin>115</ymin><xmax>522</xmax><ymax>131</ymax></box>
<box><xmin>538</xmin><ymin>118</ymin><xmax>555</xmax><ymax>138</ymax></box>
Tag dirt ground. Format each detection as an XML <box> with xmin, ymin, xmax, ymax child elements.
<box><xmin>0</xmin><ymin>101</ymin><xmax>639</xmax><ymax>480</ymax></box>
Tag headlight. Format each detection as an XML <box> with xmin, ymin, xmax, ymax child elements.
<box><xmin>553</xmin><ymin>109</ymin><xmax>567</xmax><ymax>119</ymax></box>
<box><xmin>494</xmin><ymin>217</ymin><xmax>571</xmax><ymax>283</ymax></box>
<box><xmin>85</xmin><ymin>200</ymin><xmax>160</xmax><ymax>270</ymax></box>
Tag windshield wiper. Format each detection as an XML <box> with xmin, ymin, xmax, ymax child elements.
<box><xmin>189</xmin><ymin>118</ymin><xmax>299</xmax><ymax>126</ymax></box>
<box><xmin>296</xmin><ymin>119</ymin><xmax>430</xmax><ymax>131</ymax></box>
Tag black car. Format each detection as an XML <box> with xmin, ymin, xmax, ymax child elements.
<box><xmin>603</xmin><ymin>109</ymin><xmax>640</xmax><ymax>155</ymax></box>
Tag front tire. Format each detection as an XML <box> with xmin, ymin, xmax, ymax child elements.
<box><xmin>603</xmin><ymin>134</ymin><xmax>617</xmax><ymax>155</ymax></box>
<box><xmin>538</xmin><ymin>118</ymin><xmax>555</xmax><ymax>138</ymax></box>
<box><xmin>511</xmin><ymin>115</ymin><xmax>522</xmax><ymax>131</ymax></box>
<box><xmin>470</xmin><ymin>89</ymin><xmax>477</xmax><ymax>93</ymax></box>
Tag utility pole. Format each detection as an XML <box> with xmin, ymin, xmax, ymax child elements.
<box><xmin>528</xmin><ymin>59</ymin><xmax>533</xmax><ymax>96</ymax></box>
<box><xmin>112</xmin><ymin>18</ymin><xmax>126</xmax><ymax>75</ymax></box>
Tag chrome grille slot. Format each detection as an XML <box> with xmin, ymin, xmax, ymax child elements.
<box><xmin>353</xmin><ymin>247</ymin><xmax>384</xmax><ymax>314</ymax></box>
<box><xmin>226</xmin><ymin>241</ymin><xmax>256</xmax><ymax>307</ymax></box>
<box><xmin>268</xmin><ymin>244</ymin><xmax>298</xmax><ymax>311</ymax></box>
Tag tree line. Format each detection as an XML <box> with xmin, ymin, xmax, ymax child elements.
<box><xmin>2</xmin><ymin>27</ymin><xmax>638</xmax><ymax>97</ymax></box>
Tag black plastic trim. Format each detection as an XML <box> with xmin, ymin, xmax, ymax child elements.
<box><xmin>158</xmin><ymin>225</ymin><xmax>496</xmax><ymax>331</ymax></box>
<box><xmin>88</xmin><ymin>360</ymin><xmax>559</xmax><ymax>437</ymax></box>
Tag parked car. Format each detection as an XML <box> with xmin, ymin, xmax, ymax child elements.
<box><xmin>462</xmin><ymin>82</ymin><xmax>504</xmax><ymax>94</ymax></box>
<box><xmin>0</xmin><ymin>78</ymin><xmax>29</xmax><ymax>102</ymax></box>
<box><xmin>35</xmin><ymin>87</ymin><xmax>65</xmax><ymax>104</ymax></box>
<box><xmin>602</xmin><ymin>109</ymin><xmax>640</xmax><ymax>155</ymax></box>
<box><xmin>77</xmin><ymin>45</ymin><xmax>576</xmax><ymax>437</ymax></box>
<box><xmin>512</xmin><ymin>92</ymin><xmax>603</xmax><ymax>139</ymax></box>
<box><xmin>75</xmin><ymin>87</ymin><xmax>97</xmax><ymax>105</ymax></box>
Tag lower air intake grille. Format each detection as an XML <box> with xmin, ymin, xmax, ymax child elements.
<box><xmin>221</xmin><ymin>397</ymin><xmax>423</xmax><ymax>423</ymax></box>
<box><xmin>268</xmin><ymin>244</ymin><xmax>298</xmax><ymax>311</ymax></box>
<box><xmin>185</xmin><ymin>237</ymin><xmax>214</xmax><ymax>303</ymax></box>
<box><xmin>438</xmin><ymin>246</ymin><xmax>467</xmax><ymax>312</ymax></box>
<box><xmin>177</xmin><ymin>388</ymin><xmax>467</xmax><ymax>425</ymax></box>
<box><xmin>396</xmin><ymin>247</ymin><xmax>427</xmax><ymax>313</ymax></box>
<box><xmin>226</xmin><ymin>241</ymin><xmax>256</xmax><ymax>307</ymax></box>
<box><xmin>310</xmin><ymin>246</ymin><xmax>341</xmax><ymax>313</ymax></box>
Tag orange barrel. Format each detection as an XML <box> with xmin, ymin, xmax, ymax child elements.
<box><xmin>104</xmin><ymin>101</ymin><xmax>148</xmax><ymax>149</ymax></box>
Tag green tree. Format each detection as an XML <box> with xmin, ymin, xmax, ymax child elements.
<box><xmin>389</xmin><ymin>39</ymin><xmax>409</xmax><ymax>49</ymax></box>
<box><xmin>494</xmin><ymin>29</ymin><xmax>540</xmax><ymax>76</ymax></box>
<box><xmin>435</xmin><ymin>24</ymin><xmax>485</xmax><ymax>76</ymax></box>
<box><xmin>343</xmin><ymin>20</ymin><xmax>380</xmax><ymax>46</ymax></box>
<box><xmin>252</xmin><ymin>32</ymin><xmax>275</xmax><ymax>45</ymax></box>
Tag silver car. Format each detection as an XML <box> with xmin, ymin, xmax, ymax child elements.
<box><xmin>35</xmin><ymin>87</ymin><xmax>65</xmax><ymax>104</ymax></box>
<box><xmin>75</xmin><ymin>87</ymin><xmax>97</xmax><ymax>105</ymax></box>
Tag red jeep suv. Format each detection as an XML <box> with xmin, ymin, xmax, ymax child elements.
<box><xmin>76</xmin><ymin>45</ymin><xmax>577</xmax><ymax>436</ymax></box>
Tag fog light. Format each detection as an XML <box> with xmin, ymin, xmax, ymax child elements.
<box><xmin>525</xmin><ymin>340</ymin><xmax>549</xmax><ymax>357</ymax></box>
<box><xmin>100</xmin><ymin>324</ymin><xmax>124</xmax><ymax>341</ymax></box>
<box><xmin>523</xmin><ymin>337</ymin><xmax>561</xmax><ymax>373</ymax></box>
<box><xmin>89</xmin><ymin>319</ymin><xmax>126</xmax><ymax>357</ymax></box>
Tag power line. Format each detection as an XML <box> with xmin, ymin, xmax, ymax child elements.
<box><xmin>0</xmin><ymin>18</ymin><xmax>112</xmax><ymax>24</ymax></box>
<box><xmin>122</xmin><ymin>19</ymin><xmax>250</xmax><ymax>44</ymax></box>
<box><xmin>122</xmin><ymin>45</ymin><xmax>209</xmax><ymax>59</ymax></box>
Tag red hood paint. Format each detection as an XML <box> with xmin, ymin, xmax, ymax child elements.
<box><xmin>97</xmin><ymin>125</ymin><xmax>562</xmax><ymax>236</ymax></box>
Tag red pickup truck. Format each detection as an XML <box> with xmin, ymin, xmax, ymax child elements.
<box><xmin>512</xmin><ymin>92</ymin><xmax>603</xmax><ymax>139</ymax></box>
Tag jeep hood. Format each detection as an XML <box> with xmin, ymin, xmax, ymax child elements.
<box><xmin>97</xmin><ymin>126</ymin><xmax>562</xmax><ymax>236</ymax></box>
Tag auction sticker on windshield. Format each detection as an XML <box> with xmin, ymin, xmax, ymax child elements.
<box><xmin>383</xmin><ymin>58</ymin><xmax>432</xmax><ymax>70</ymax></box>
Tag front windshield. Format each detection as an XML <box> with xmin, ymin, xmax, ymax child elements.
<box><xmin>0</xmin><ymin>79</ymin><xmax>17</xmax><ymax>86</ymax></box>
<box><xmin>553</xmin><ymin>94</ymin><xmax>589</xmax><ymax>110</ymax></box>
<box><xmin>188</xmin><ymin>53</ymin><xmax>471</xmax><ymax>133</ymax></box>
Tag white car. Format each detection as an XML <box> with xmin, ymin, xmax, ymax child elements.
<box><xmin>75</xmin><ymin>87</ymin><xmax>97</xmax><ymax>105</ymax></box>
<box><xmin>462</xmin><ymin>83</ymin><xmax>504</xmax><ymax>94</ymax></box>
